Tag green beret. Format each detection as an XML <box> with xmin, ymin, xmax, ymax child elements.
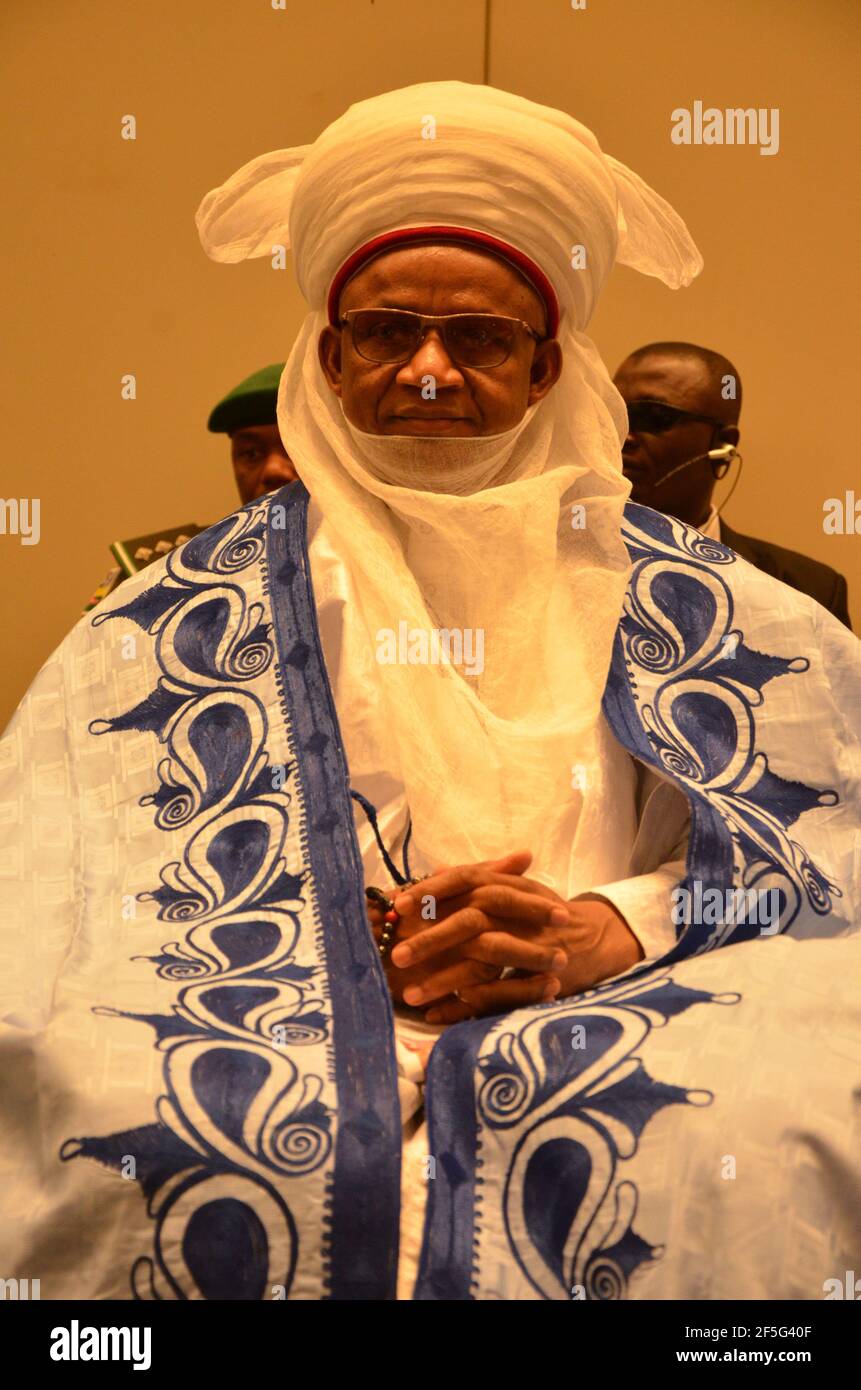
<box><xmin>207</xmin><ymin>363</ymin><xmax>285</xmax><ymax>434</ymax></box>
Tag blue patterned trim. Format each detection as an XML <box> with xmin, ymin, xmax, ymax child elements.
<box><xmin>266</xmin><ymin>483</ymin><xmax>401</xmax><ymax>1299</ymax></box>
<box><xmin>64</xmin><ymin>502</ymin><xmax>326</xmax><ymax>1299</ymax></box>
<box><xmin>413</xmin><ymin>1020</ymin><xmax>487</xmax><ymax>1300</ymax></box>
<box><xmin>61</xmin><ymin>488</ymin><xmax>401</xmax><ymax>1300</ymax></box>
<box><xmin>417</xmin><ymin>501</ymin><xmax>842</xmax><ymax>1299</ymax></box>
<box><xmin>416</xmin><ymin>971</ymin><xmax>733</xmax><ymax>1300</ymax></box>
<box><xmin>605</xmin><ymin>503</ymin><xmax>840</xmax><ymax>955</ymax></box>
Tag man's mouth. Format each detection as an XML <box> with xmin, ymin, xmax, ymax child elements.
<box><xmin>387</xmin><ymin>414</ymin><xmax>478</xmax><ymax>435</ymax></box>
<box><xmin>621</xmin><ymin>455</ymin><xmax>650</xmax><ymax>479</ymax></box>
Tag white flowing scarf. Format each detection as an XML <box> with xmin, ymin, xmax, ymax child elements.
<box><xmin>196</xmin><ymin>82</ymin><xmax>702</xmax><ymax>883</ymax></box>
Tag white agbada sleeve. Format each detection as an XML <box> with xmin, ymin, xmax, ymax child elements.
<box><xmin>579</xmin><ymin>767</ymin><xmax>691</xmax><ymax>963</ymax></box>
<box><xmin>0</xmin><ymin>629</ymin><xmax>90</xmax><ymax>1271</ymax></box>
<box><xmin>0</xmin><ymin>640</ymin><xmax>81</xmax><ymax>1031</ymax></box>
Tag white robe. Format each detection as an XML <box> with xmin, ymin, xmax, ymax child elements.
<box><xmin>308</xmin><ymin>504</ymin><xmax>692</xmax><ymax>1298</ymax></box>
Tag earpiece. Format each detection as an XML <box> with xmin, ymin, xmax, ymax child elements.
<box><xmin>651</xmin><ymin>443</ymin><xmax>739</xmax><ymax>490</ymax></box>
<box><xmin>707</xmin><ymin>444</ymin><xmax>737</xmax><ymax>480</ymax></box>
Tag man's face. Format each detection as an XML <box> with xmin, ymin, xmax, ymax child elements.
<box><xmin>318</xmin><ymin>244</ymin><xmax>562</xmax><ymax>437</ymax></box>
<box><xmin>229</xmin><ymin>424</ymin><xmax>297</xmax><ymax>504</ymax></box>
<box><xmin>613</xmin><ymin>353</ymin><xmax>725</xmax><ymax>526</ymax></box>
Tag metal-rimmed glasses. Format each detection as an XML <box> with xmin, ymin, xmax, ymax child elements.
<box><xmin>340</xmin><ymin>308</ymin><xmax>543</xmax><ymax>368</ymax></box>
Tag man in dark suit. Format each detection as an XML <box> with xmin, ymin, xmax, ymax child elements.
<box><xmin>613</xmin><ymin>342</ymin><xmax>851</xmax><ymax>628</ymax></box>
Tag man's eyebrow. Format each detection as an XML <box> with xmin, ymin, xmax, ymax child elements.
<box><xmin>348</xmin><ymin>298</ymin><xmax>547</xmax><ymax>331</ymax></box>
<box><xmin>350</xmin><ymin>300</ymin><xmax>420</xmax><ymax>311</ymax></box>
<box><xmin>349</xmin><ymin>299</ymin><xmax>475</xmax><ymax>311</ymax></box>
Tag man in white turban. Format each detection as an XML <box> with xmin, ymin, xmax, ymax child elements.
<box><xmin>1</xmin><ymin>83</ymin><xmax>859</xmax><ymax>1303</ymax></box>
<box><xmin>195</xmin><ymin>80</ymin><xmax>713</xmax><ymax>1014</ymax></box>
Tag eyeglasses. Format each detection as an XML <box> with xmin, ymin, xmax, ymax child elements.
<box><xmin>340</xmin><ymin>308</ymin><xmax>543</xmax><ymax>368</ymax></box>
<box><xmin>626</xmin><ymin>399</ymin><xmax>725</xmax><ymax>435</ymax></box>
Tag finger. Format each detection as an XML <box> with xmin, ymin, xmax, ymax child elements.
<box><xmin>411</xmin><ymin>882</ymin><xmax>566</xmax><ymax>928</ymax></box>
<box><xmin>467</xmin><ymin>931</ymin><xmax>568</xmax><ymax>974</ymax></box>
<box><xmin>426</xmin><ymin>973</ymin><xmax>560</xmax><ymax>1022</ymax></box>
<box><xmin>392</xmin><ymin>852</ymin><xmax>534</xmax><ymax>918</ymax></box>
<box><xmin>397</xmin><ymin>882</ymin><xmax>567</xmax><ymax>938</ymax></box>
<box><xmin>485</xmin><ymin>850</ymin><xmax>533</xmax><ymax>875</ymax></box>
<box><xmin>460</xmin><ymin>973</ymin><xmax>561</xmax><ymax>1015</ymax></box>
<box><xmin>391</xmin><ymin>905</ymin><xmax>491</xmax><ymax>968</ymax></box>
<box><xmin>391</xmin><ymin>889</ymin><xmax>567</xmax><ymax>969</ymax></box>
<box><xmin>424</xmin><ymin>997</ymin><xmax>479</xmax><ymax>1025</ymax></box>
<box><xmin>466</xmin><ymin>884</ymin><xmax>570</xmax><ymax>928</ymax></box>
<box><xmin>402</xmin><ymin>959</ymin><xmax>500</xmax><ymax>1008</ymax></box>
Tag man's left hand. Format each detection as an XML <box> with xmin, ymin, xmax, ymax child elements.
<box><xmin>389</xmin><ymin>856</ymin><xmax>644</xmax><ymax>1024</ymax></box>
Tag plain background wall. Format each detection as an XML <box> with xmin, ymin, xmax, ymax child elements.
<box><xmin>2</xmin><ymin>0</ymin><xmax>858</xmax><ymax>729</ymax></box>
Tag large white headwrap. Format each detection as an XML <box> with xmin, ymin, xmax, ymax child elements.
<box><xmin>196</xmin><ymin>82</ymin><xmax>702</xmax><ymax>886</ymax></box>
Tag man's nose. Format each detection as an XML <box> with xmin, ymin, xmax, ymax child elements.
<box><xmin>395</xmin><ymin>329</ymin><xmax>464</xmax><ymax>386</ymax></box>
<box><xmin>261</xmin><ymin>450</ymin><xmax>297</xmax><ymax>485</ymax></box>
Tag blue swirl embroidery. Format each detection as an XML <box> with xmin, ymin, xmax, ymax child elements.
<box><xmin>419</xmin><ymin>506</ymin><xmax>846</xmax><ymax>1302</ymax></box>
<box><xmin>474</xmin><ymin>971</ymin><xmax>736</xmax><ymax>1300</ymax></box>
<box><xmin>615</xmin><ymin>507</ymin><xmax>841</xmax><ymax>947</ymax></box>
<box><xmin>60</xmin><ymin>505</ymin><xmax>332</xmax><ymax>1301</ymax></box>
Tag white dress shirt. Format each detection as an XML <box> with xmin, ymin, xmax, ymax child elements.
<box><xmin>699</xmin><ymin>504</ymin><xmax>722</xmax><ymax>541</ymax></box>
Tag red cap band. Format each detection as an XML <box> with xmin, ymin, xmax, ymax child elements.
<box><xmin>326</xmin><ymin>225</ymin><xmax>560</xmax><ymax>337</ymax></box>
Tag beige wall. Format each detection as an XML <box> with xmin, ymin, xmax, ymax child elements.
<box><xmin>2</xmin><ymin>0</ymin><xmax>858</xmax><ymax>728</ymax></box>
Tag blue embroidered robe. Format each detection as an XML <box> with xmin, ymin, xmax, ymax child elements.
<box><xmin>0</xmin><ymin>483</ymin><xmax>857</xmax><ymax>1300</ymax></box>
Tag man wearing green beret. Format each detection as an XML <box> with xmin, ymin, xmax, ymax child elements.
<box><xmin>84</xmin><ymin>364</ymin><xmax>297</xmax><ymax>611</ymax></box>
<box><xmin>208</xmin><ymin>362</ymin><xmax>297</xmax><ymax>503</ymax></box>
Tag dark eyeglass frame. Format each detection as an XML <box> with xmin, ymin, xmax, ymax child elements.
<box><xmin>339</xmin><ymin>307</ymin><xmax>544</xmax><ymax>368</ymax></box>
<box><xmin>626</xmin><ymin>398</ymin><xmax>726</xmax><ymax>435</ymax></box>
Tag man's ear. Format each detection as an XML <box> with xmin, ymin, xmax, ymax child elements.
<box><xmin>527</xmin><ymin>338</ymin><xmax>563</xmax><ymax>405</ymax></box>
<box><xmin>318</xmin><ymin>325</ymin><xmax>343</xmax><ymax>396</ymax></box>
<box><xmin>718</xmin><ymin>425</ymin><xmax>740</xmax><ymax>447</ymax></box>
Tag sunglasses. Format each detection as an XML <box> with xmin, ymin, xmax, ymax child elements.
<box><xmin>340</xmin><ymin>308</ymin><xmax>543</xmax><ymax>369</ymax></box>
<box><xmin>626</xmin><ymin>399</ymin><xmax>725</xmax><ymax>435</ymax></box>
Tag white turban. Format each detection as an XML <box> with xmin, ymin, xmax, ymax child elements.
<box><xmin>197</xmin><ymin>81</ymin><xmax>701</xmax><ymax>323</ymax></box>
<box><xmin>196</xmin><ymin>82</ymin><xmax>703</xmax><ymax>886</ymax></box>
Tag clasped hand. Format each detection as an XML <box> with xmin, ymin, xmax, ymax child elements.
<box><xmin>367</xmin><ymin>849</ymin><xmax>643</xmax><ymax>1024</ymax></box>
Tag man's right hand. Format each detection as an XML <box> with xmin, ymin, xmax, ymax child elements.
<box><xmin>367</xmin><ymin>850</ymin><xmax>562</xmax><ymax>1014</ymax></box>
<box><xmin>366</xmin><ymin>890</ymin><xmax>502</xmax><ymax>1006</ymax></box>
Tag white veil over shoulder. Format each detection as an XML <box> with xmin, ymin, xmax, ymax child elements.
<box><xmin>196</xmin><ymin>82</ymin><xmax>702</xmax><ymax>884</ymax></box>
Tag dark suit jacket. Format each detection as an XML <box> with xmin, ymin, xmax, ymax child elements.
<box><xmin>720</xmin><ymin>521</ymin><xmax>852</xmax><ymax>630</ymax></box>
